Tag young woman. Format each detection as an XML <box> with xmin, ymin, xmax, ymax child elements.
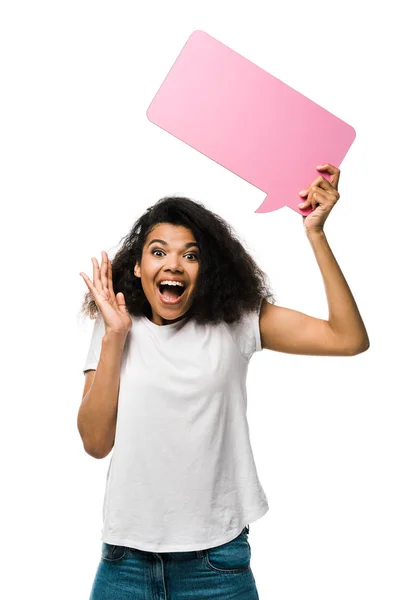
<box><xmin>78</xmin><ymin>164</ymin><xmax>369</xmax><ymax>599</ymax></box>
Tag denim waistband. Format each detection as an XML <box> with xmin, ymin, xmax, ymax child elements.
<box><xmin>194</xmin><ymin>524</ymin><xmax>250</xmax><ymax>559</ymax></box>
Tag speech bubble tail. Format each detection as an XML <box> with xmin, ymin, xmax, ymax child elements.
<box><xmin>254</xmin><ymin>194</ymin><xmax>282</xmax><ymax>213</ymax></box>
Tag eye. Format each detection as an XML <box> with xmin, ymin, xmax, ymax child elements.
<box><xmin>152</xmin><ymin>249</ymin><xmax>198</xmax><ymax>260</ymax></box>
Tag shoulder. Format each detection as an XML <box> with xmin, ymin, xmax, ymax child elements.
<box><xmin>224</xmin><ymin>307</ymin><xmax>263</xmax><ymax>360</ymax></box>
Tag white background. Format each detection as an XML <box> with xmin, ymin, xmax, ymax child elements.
<box><xmin>1</xmin><ymin>1</ymin><xmax>399</xmax><ymax>598</ymax></box>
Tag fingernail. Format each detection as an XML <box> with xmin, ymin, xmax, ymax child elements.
<box><xmin>298</xmin><ymin>202</ymin><xmax>305</xmax><ymax>207</ymax></box>
<box><xmin>299</xmin><ymin>190</ymin><xmax>307</xmax><ymax>195</ymax></box>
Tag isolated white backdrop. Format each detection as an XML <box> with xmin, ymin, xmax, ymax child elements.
<box><xmin>1</xmin><ymin>1</ymin><xmax>399</xmax><ymax>599</ymax></box>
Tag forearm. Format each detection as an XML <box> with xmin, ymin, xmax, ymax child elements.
<box><xmin>306</xmin><ymin>229</ymin><xmax>369</xmax><ymax>350</ymax></box>
<box><xmin>78</xmin><ymin>332</ymin><xmax>127</xmax><ymax>458</ymax></box>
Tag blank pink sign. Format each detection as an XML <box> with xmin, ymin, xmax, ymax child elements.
<box><xmin>147</xmin><ymin>30</ymin><xmax>356</xmax><ymax>215</ymax></box>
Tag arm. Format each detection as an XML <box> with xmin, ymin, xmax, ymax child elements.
<box><xmin>260</xmin><ymin>163</ymin><xmax>369</xmax><ymax>357</ymax></box>
<box><xmin>260</xmin><ymin>229</ymin><xmax>369</xmax><ymax>356</ymax></box>
<box><xmin>77</xmin><ymin>331</ymin><xmax>127</xmax><ymax>458</ymax></box>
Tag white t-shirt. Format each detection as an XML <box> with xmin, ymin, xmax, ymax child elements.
<box><xmin>83</xmin><ymin>308</ymin><xmax>269</xmax><ymax>552</ymax></box>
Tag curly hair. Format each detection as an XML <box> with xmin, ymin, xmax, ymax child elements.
<box><xmin>79</xmin><ymin>196</ymin><xmax>276</xmax><ymax>324</ymax></box>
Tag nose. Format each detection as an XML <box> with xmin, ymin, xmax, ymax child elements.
<box><xmin>165</xmin><ymin>265</ymin><xmax>184</xmax><ymax>274</ymax></box>
<box><xmin>164</xmin><ymin>257</ymin><xmax>184</xmax><ymax>273</ymax></box>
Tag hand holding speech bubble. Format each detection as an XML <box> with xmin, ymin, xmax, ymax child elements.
<box><xmin>147</xmin><ymin>31</ymin><xmax>356</xmax><ymax>216</ymax></box>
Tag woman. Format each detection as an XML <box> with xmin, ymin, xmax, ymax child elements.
<box><xmin>78</xmin><ymin>163</ymin><xmax>369</xmax><ymax>599</ymax></box>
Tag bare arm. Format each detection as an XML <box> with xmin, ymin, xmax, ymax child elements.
<box><xmin>306</xmin><ymin>228</ymin><xmax>369</xmax><ymax>350</ymax></box>
<box><xmin>260</xmin><ymin>163</ymin><xmax>369</xmax><ymax>357</ymax></box>
<box><xmin>77</xmin><ymin>331</ymin><xmax>127</xmax><ymax>459</ymax></box>
<box><xmin>259</xmin><ymin>230</ymin><xmax>369</xmax><ymax>356</ymax></box>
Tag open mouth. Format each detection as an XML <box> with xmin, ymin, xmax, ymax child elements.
<box><xmin>157</xmin><ymin>282</ymin><xmax>186</xmax><ymax>303</ymax></box>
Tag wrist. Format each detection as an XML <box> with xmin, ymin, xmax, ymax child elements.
<box><xmin>103</xmin><ymin>330</ymin><xmax>128</xmax><ymax>346</ymax></box>
<box><xmin>306</xmin><ymin>227</ymin><xmax>325</xmax><ymax>239</ymax></box>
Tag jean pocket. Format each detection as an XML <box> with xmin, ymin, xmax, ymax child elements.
<box><xmin>204</xmin><ymin>531</ymin><xmax>251</xmax><ymax>574</ymax></box>
<box><xmin>101</xmin><ymin>542</ymin><xmax>127</xmax><ymax>562</ymax></box>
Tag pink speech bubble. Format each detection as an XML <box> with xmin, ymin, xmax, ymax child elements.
<box><xmin>147</xmin><ymin>31</ymin><xmax>356</xmax><ymax>215</ymax></box>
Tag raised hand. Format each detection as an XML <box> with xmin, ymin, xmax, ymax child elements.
<box><xmin>298</xmin><ymin>164</ymin><xmax>341</xmax><ymax>233</ymax></box>
<box><xmin>80</xmin><ymin>251</ymin><xmax>132</xmax><ymax>337</ymax></box>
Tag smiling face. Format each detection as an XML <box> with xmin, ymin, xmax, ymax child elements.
<box><xmin>134</xmin><ymin>223</ymin><xmax>200</xmax><ymax>326</ymax></box>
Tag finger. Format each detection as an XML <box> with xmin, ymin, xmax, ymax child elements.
<box><xmin>310</xmin><ymin>190</ymin><xmax>318</xmax><ymax>211</ymax></box>
<box><xmin>92</xmin><ymin>257</ymin><xmax>102</xmax><ymax>290</ymax></box>
<box><xmin>315</xmin><ymin>175</ymin><xmax>335</xmax><ymax>192</ymax></box>
<box><xmin>312</xmin><ymin>191</ymin><xmax>326</xmax><ymax>208</ymax></box>
<box><xmin>300</xmin><ymin>188</ymin><xmax>328</xmax><ymax>211</ymax></box>
<box><xmin>298</xmin><ymin>177</ymin><xmax>329</xmax><ymax>200</ymax></box>
<box><xmin>298</xmin><ymin>193</ymin><xmax>314</xmax><ymax>210</ymax></box>
<box><xmin>298</xmin><ymin>186</ymin><xmax>309</xmax><ymax>197</ymax></box>
<box><xmin>107</xmin><ymin>257</ymin><xmax>116</xmax><ymax>301</ymax></box>
<box><xmin>80</xmin><ymin>271</ymin><xmax>96</xmax><ymax>295</ymax></box>
<box><xmin>100</xmin><ymin>251</ymin><xmax>109</xmax><ymax>297</ymax></box>
<box><xmin>313</xmin><ymin>183</ymin><xmax>335</xmax><ymax>199</ymax></box>
<box><xmin>311</xmin><ymin>183</ymin><xmax>340</xmax><ymax>206</ymax></box>
<box><xmin>116</xmin><ymin>291</ymin><xmax>128</xmax><ymax>312</ymax></box>
<box><xmin>314</xmin><ymin>186</ymin><xmax>332</xmax><ymax>206</ymax></box>
<box><xmin>300</xmin><ymin>176</ymin><xmax>333</xmax><ymax>196</ymax></box>
<box><xmin>316</xmin><ymin>163</ymin><xmax>341</xmax><ymax>189</ymax></box>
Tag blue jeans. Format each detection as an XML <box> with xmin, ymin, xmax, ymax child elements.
<box><xmin>89</xmin><ymin>525</ymin><xmax>259</xmax><ymax>599</ymax></box>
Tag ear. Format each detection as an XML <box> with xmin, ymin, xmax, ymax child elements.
<box><xmin>134</xmin><ymin>262</ymin><xmax>141</xmax><ymax>278</ymax></box>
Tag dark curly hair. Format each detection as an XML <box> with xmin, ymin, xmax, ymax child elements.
<box><xmin>79</xmin><ymin>196</ymin><xmax>276</xmax><ymax>324</ymax></box>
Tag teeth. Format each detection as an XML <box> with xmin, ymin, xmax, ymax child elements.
<box><xmin>159</xmin><ymin>280</ymin><xmax>184</xmax><ymax>287</ymax></box>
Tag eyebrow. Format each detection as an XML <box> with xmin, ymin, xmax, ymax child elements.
<box><xmin>147</xmin><ymin>239</ymin><xmax>199</xmax><ymax>249</ymax></box>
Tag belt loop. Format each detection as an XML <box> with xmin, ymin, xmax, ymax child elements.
<box><xmin>196</xmin><ymin>550</ymin><xmax>204</xmax><ymax>558</ymax></box>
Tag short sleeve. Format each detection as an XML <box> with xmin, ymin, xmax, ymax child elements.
<box><xmin>83</xmin><ymin>313</ymin><xmax>106</xmax><ymax>374</ymax></box>
<box><xmin>227</xmin><ymin>308</ymin><xmax>262</xmax><ymax>361</ymax></box>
